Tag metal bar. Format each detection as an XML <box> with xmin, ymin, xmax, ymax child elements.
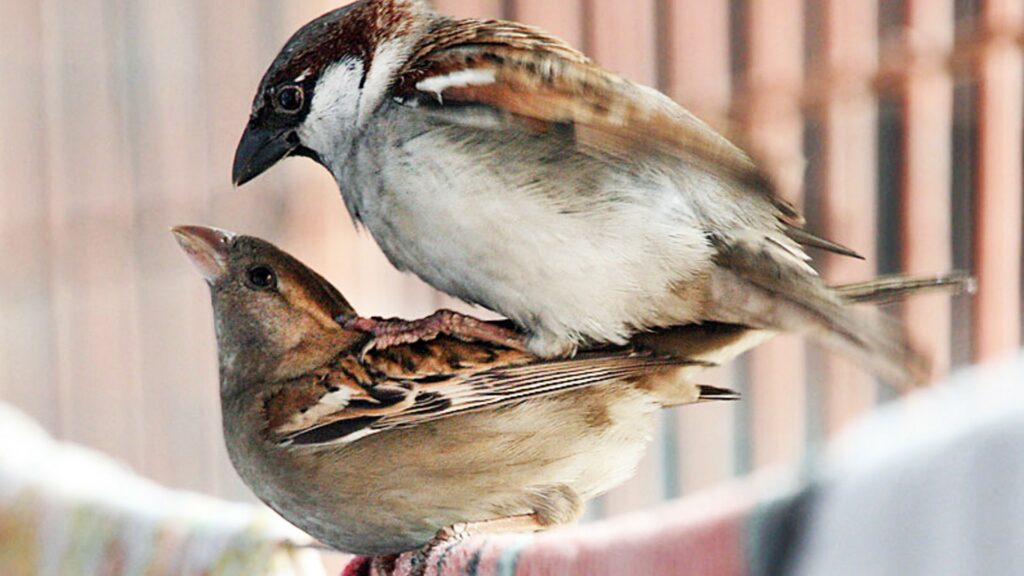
<box><xmin>820</xmin><ymin>0</ymin><xmax>880</xmax><ymax>435</ymax></box>
<box><xmin>509</xmin><ymin>0</ymin><xmax>584</xmax><ymax>48</ymax></box>
<box><xmin>743</xmin><ymin>0</ymin><xmax>807</xmax><ymax>469</ymax></box>
<box><xmin>903</xmin><ymin>0</ymin><xmax>956</xmax><ymax>380</ymax></box>
<box><xmin>0</xmin><ymin>0</ymin><xmax>60</xmax><ymax>432</ymax></box>
<box><xmin>974</xmin><ymin>0</ymin><xmax>1023</xmax><ymax>360</ymax></box>
<box><xmin>585</xmin><ymin>0</ymin><xmax>659</xmax><ymax>84</ymax></box>
<box><xmin>432</xmin><ymin>0</ymin><xmax>506</xmax><ymax>19</ymax></box>
<box><xmin>728</xmin><ymin>27</ymin><xmax>1024</xmax><ymax>118</ymax></box>
<box><xmin>39</xmin><ymin>0</ymin><xmax>145</xmax><ymax>464</ymax></box>
<box><xmin>664</xmin><ymin>0</ymin><xmax>737</xmax><ymax>494</ymax></box>
<box><xmin>664</xmin><ymin>0</ymin><xmax>732</xmax><ymax>122</ymax></box>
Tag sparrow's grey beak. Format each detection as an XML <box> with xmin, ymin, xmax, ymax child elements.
<box><xmin>232</xmin><ymin>120</ymin><xmax>298</xmax><ymax>186</ymax></box>
<box><xmin>172</xmin><ymin>225</ymin><xmax>236</xmax><ymax>283</ymax></box>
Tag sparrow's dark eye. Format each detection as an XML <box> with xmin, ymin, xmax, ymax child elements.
<box><xmin>275</xmin><ymin>85</ymin><xmax>304</xmax><ymax>114</ymax></box>
<box><xmin>246</xmin><ymin>266</ymin><xmax>277</xmax><ymax>290</ymax></box>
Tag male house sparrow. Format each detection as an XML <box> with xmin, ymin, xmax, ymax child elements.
<box><xmin>233</xmin><ymin>0</ymin><xmax>923</xmax><ymax>385</ymax></box>
<box><xmin>173</xmin><ymin>224</ymin><xmax>971</xmax><ymax>555</ymax></box>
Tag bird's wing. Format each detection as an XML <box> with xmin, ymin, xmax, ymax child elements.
<box><xmin>633</xmin><ymin>271</ymin><xmax>972</xmax><ymax>386</ymax></box>
<box><xmin>265</xmin><ymin>339</ymin><xmax>708</xmax><ymax>448</ymax></box>
<box><xmin>392</xmin><ymin>18</ymin><xmax>818</xmax><ymax>231</ymax></box>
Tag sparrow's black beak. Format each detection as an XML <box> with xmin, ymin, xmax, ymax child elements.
<box><xmin>172</xmin><ymin>225</ymin><xmax>236</xmax><ymax>283</ymax></box>
<box><xmin>232</xmin><ymin>120</ymin><xmax>298</xmax><ymax>186</ymax></box>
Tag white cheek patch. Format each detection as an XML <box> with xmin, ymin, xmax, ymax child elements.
<box><xmin>416</xmin><ymin>69</ymin><xmax>498</xmax><ymax>102</ymax></box>
<box><xmin>358</xmin><ymin>39</ymin><xmax>412</xmax><ymax>125</ymax></box>
<box><xmin>299</xmin><ymin>58</ymin><xmax>365</xmax><ymax>153</ymax></box>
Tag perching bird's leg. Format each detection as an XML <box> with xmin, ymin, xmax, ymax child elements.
<box><xmin>410</xmin><ymin>513</ymin><xmax>545</xmax><ymax>575</ymax></box>
<box><xmin>340</xmin><ymin>310</ymin><xmax>528</xmax><ymax>355</ymax></box>
<box><xmin>434</xmin><ymin>513</ymin><xmax>546</xmax><ymax>542</ymax></box>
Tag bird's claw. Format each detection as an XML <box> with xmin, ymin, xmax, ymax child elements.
<box><xmin>337</xmin><ymin>310</ymin><xmax>528</xmax><ymax>358</ymax></box>
<box><xmin>433</xmin><ymin>523</ymin><xmax>470</xmax><ymax>543</ymax></box>
<box><xmin>407</xmin><ymin>524</ymin><xmax>468</xmax><ymax>576</ymax></box>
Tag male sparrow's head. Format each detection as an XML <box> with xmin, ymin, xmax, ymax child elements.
<box><xmin>232</xmin><ymin>0</ymin><xmax>434</xmax><ymax>186</ymax></box>
<box><xmin>172</xmin><ymin>225</ymin><xmax>363</xmax><ymax>386</ymax></box>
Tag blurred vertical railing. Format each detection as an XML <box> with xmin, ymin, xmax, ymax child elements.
<box><xmin>434</xmin><ymin>0</ymin><xmax>504</xmax><ymax>19</ymax></box>
<box><xmin>663</xmin><ymin>0</ymin><xmax>738</xmax><ymax>495</ymax></box>
<box><xmin>975</xmin><ymin>0</ymin><xmax>1023</xmax><ymax>361</ymax></box>
<box><xmin>39</xmin><ymin>0</ymin><xmax>146</xmax><ymax>468</ymax></box>
<box><xmin>903</xmin><ymin>0</ymin><xmax>956</xmax><ymax>380</ymax></box>
<box><xmin>819</xmin><ymin>0</ymin><xmax>880</xmax><ymax>434</ymax></box>
<box><xmin>742</xmin><ymin>0</ymin><xmax>809</xmax><ymax>469</ymax></box>
<box><xmin>0</xmin><ymin>0</ymin><xmax>60</xmax><ymax>434</ymax></box>
<box><xmin>512</xmin><ymin>0</ymin><xmax>584</xmax><ymax>48</ymax></box>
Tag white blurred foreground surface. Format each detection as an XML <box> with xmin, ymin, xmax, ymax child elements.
<box><xmin>1</xmin><ymin>352</ymin><xmax>1022</xmax><ymax>576</ymax></box>
<box><xmin>0</xmin><ymin>403</ymin><xmax>325</xmax><ymax>576</ymax></box>
<box><xmin>794</xmin><ymin>352</ymin><xmax>1024</xmax><ymax>576</ymax></box>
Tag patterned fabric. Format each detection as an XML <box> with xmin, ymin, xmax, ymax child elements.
<box><xmin>0</xmin><ymin>404</ymin><xmax>325</xmax><ymax>576</ymax></box>
<box><xmin>339</xmin><ymin>470</ymin><xmax>803</xmax><ymax>576</ymax></box>
<box><xmin>6</xmin><ymin>351</ymin><xmax>1018</xmax><ymax>576</ymax></box>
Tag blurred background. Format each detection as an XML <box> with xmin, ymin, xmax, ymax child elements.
<box><xmin>0</xmin><ymin>0</ymin><xmax>1020</xmax><ymax>523</ymax></box>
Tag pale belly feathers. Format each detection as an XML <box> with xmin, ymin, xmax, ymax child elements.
<box><xmin>337</xmin><ymin>115</ymin><xmax>721</xmax><ymax>354</ymax></box>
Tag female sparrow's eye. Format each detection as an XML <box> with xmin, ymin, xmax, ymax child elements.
<box><xmin>246</xmin><ymin>266</ymin><xmax>277</xmax><ymax>290</ymax></box>
<box><xmin>275</xmin><ymin>85</ymin><xmax>304</xmax><ymax>113</ymax></box>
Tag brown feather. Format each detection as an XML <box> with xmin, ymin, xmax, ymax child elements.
<box><xmin>784</xmin><ymin>225</ymin><xmax>865</xmax><ymax>260</ymax></box>
<box><xmin>268</xmin><ymin>336</ymin><xmax>707</xmax><ymax>447</ymax></box>
<box><xmin>394</xmin><ymin>25</ymin><xmax>809</xmax><ymax>228</ymax></box>
<box><xmin>834</xmin><ymin>272</ymin><xmax>977</xmax><ymax>305</ymax></box>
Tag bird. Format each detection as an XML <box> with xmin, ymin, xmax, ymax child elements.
<box><xmin>230</xmin><ymin>0</ymin><xmax>940</xmax><ymax>386</ymax></box>
<box><xmin>172</xmin><ymin>224</ymin><xmax>973</xmax><ymax>556</ymax></box>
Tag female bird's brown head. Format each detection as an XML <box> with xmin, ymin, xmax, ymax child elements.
<box><xmin>172</xmin><ymin>225</ymin><xmax>365</xmax><ymax>390</ymax></box>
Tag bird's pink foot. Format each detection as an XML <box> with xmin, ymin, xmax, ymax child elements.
<box><xmin>411</xmin><ymin>514</ymin><xmax>543</xmax><ymax>575</ymax></box>
<box><xmin>340</xmin><ymin>309</ymin><xmax>528</xmax><ymax>354</ymax></box>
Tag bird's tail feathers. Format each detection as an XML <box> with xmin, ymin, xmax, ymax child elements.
<box><xmin>834</xmin><ymin>272</ymin><xmax>976</xmax><ymax>305</ymax></box>
<box><xmin>710</xmin><ymin>266</ymin><xmax>928</xmax><ymax>387</ymax></box>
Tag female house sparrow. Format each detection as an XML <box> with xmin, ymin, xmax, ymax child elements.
<box><xmin>172</xmin><ymin>224</ymin><xmax>736</xmax><ymax>556</ymax></box>
<box><xmin>172</xmin><ymin>224</ymin><xmax>972</xmax><ymax>556</ymax></box>
<box><xmin>232</xmin><ymin>0</ymin><xmax>921</xmax><ymax>385</ymax></box>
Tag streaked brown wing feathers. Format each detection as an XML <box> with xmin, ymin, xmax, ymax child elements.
<box><xmin>268</xmin><ymin>342</ymin><xmax>704</xmax><ymax>447</ymax></box>
<box><xmin>374</xmin><ymin>352</ymin><xmax>704</xmax><ymax>430</ymax></box>
<box><xmin>395</xmin><ymin>28</ymin><xmax>787</xmax><ymax>219</ymax></box>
